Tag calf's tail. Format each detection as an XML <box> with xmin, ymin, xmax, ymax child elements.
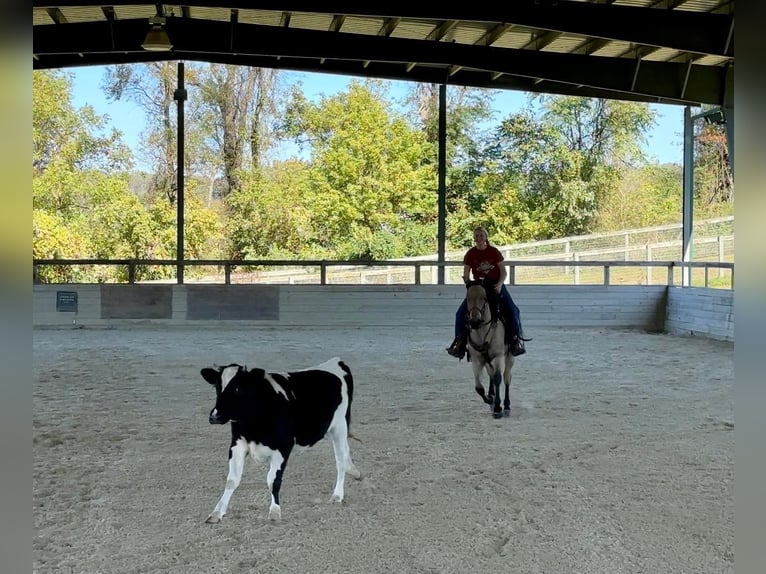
<box><xmin>338</xmin><ymin>359</ymin><xmax>361</xmax><ymax>443</ymax></box>
<box><xmin>348</xmin><ymin>431</ymin><xmax>362</xmax><ymax>443</ymax></box>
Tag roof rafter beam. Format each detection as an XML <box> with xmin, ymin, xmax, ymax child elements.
<box><xmin>31</xmin><ymin>49</ymin><xmax>702</xmax><ymax>106</ymax></box>
<box><xmin>521</xmin><ymin>30</ymin><xmax>562</xmax><ymax>51</ymax></box>
<box><xmin>475</xmin><ymin>23</ymin><xmax>513</xmax><ymax>47</ymax></box>
<box><xmin>410</xmin><ymin>19</ymin><xmax>458</xmax><ymax>71</ymax></box>
<box><xmin>32</xmin><ymin>0</ymin><xmax>734</xmax><ymax>57</ymax></box>
<box><xmin>32</xmin><ymin>17</ymin><xmax>728</xmax><ymax>104</ymax></box>
<box><xmin>450</xmin><ymin>22</ymin><xmax>514</xmax><ymax>76</ymax></box>
<box><xmin>377</xmin><ymin>17</ymin><xmax>400</xmax><ymax>37</ymax></box>
<box><xmin>426</xmin><ymin>20</ymin><xmax>458</xmax><ymax>42</ymax></box>
<box><xmin>46</xmin><ymin>7</ymin><xmax>67</xmax><ymax>24</ymax></box>
<box><xmin>570</xmin><ymin>37</ymin><xmax>612</xmax><ymax>56</ymax></box>
<box><xmin>329</xmin><ymin>14</ymin><xmax>345</xmax><ymax>32</ymax></box>
<box><xmin>647</xmin><ymin>0</ymin><xmax>688</xmax><ymax>9</ymax></box>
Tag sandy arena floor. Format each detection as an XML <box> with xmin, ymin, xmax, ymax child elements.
<box><xmin>33</xmin><ymin>325</ymin><xmax>734</xmax><ymax>574</ymax></box>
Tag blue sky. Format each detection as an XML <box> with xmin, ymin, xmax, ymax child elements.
<box><xmin>69</xmin><ymin>65</ymin><xmax>687</xmax><ymax>167</ymax></box>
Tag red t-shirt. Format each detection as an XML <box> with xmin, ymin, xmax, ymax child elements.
<box><xmin>464</xmin><ymin>246</ymin><xmax>504</xmax><ymax>283</ymax></box>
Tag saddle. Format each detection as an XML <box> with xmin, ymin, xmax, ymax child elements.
<box><xmin>468</xmin><ymin>279</ymin><xmax>504</xmax><ymax>329</ymax></box>
<box><xmin>464</xmin><ymin>278</ymin><xmax>526</xmax><ymax>356</ymax></box>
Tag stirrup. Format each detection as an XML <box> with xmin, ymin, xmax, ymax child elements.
<box><xmin>511</xmin><ymin>337</ymin><xmax>526</xmax><ymax>357</ymax></box>
<box><xmin>446</xmin><ymin>338</ymin><xmax>465</xmax><ymax>358</ymax></box>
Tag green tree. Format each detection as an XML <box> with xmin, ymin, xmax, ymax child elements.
<box><xmin>191</xmin><ymin>64</ymin><xmax>280</xmax><ymax>196</ymax></box>
<box><xmin>449</xmin><ymin>95</ymin><xmax>657</xmax><ymax>247</ymax></box>
<box><xmin>280</xmin><ymin>81</ymin><xmax>437</xmax><ymax>259</ymax></box>
<box><xmin>694</xmin><ymin>120</ymin><xmax>733</xmax><ymax>216</ymax></box>
<box><xmin>102</xmin><ymin>62</ymin><xmax>182</xmax><ymax>203</ymax></box>
<box><xmin>225</xmin><ymin>161</ymin><xmax>317</xmax><ymax>259</ymax></box>
<box><xmin>403</xmin><ymin>83</ymin><xmax>494</xmax><ymax>163</ymax></box>
<box><xmin>595</xmin><ymin>164</ymin><xmax>682</xmax><ymax>230</ymax></box>
<box><xmin>33</xmin><ymin>70</ymin><xmax>130</xmax><ymax>174</ymax></box>
<box><xmin>33</xmin><ymin>69</ymin><xmax>223</xmax><ymax>282</ymax></box>
<box><xmin>535</xmin><ymin>95</ymin><xmax>655</xmax><ymax>177</ymax></box>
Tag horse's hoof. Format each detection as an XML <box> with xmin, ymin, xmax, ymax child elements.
<box><xmin>503</xmin><ymin>408</ymin><xmax>511</xmax><ymax>417</ymax></box>
<box><xmin>492</xmin><ymin>411</ymin><xmax>503</xmax><ymax>419</ymax></box>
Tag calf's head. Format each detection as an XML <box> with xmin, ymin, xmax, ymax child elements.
<box><xmin>200</xmin><ymin>364</ymin><xmax>265</xmax><ymax>425</ymax></box>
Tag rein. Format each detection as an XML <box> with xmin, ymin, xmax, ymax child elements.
<box><xmin>466</xmin><ymin>300</ymin><xmax>499</xmax><ymax>356</ymax></box>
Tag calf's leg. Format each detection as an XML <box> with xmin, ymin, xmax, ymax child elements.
<box><xmin>265</xmin><ymin>452</ymin><xmax>287</xmax><ymax>520</ymax></box>
<box><xmin>206</xmin><ymin>440</ymin><xmax>247</xmax><ymax>523</ymax></box>
<box><xmin>328</xmin><ymin>420</ymin><xmax>361</xmax><ymax>503</ymax></box>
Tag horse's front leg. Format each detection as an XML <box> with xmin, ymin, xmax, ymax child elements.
<box><xmin>472</xmin><ymin>360</ymin><xmax>492</xmax><ymax>405</ymax></box>
<box><xmin>490</xmin><ymin>370</ymin><xmax>503</xmax><ymax>418</ymax></box>
<box><xmin>503</xmin><ymin>356</ymin><xmax>513</xmax><ymax>416</ymax></box>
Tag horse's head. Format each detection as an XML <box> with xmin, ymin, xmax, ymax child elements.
<box><xmin>466</xmin><ymin>283</ymin><xmax>491</xmax><ymax>329</ymax></box>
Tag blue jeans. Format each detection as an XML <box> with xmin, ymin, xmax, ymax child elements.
<box><xmin>454</xmin><ymin>284</ymin><xmax>522</xmax><ymax>338</ymax></box>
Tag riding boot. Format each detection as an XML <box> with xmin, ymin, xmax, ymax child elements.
<box><xmin>511</xmin><ymin>336</ymin><xmax>526</xmax><ymax>357</ymax></box>
<box><xmin>446</xmin><ymin>333</ymin><xmax>467</xmax><ymax>359</ymax></box>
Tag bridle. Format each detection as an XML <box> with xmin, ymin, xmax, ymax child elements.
<box><xmin>466</xmin><ymin>287</ymin><xmax>499</xmax><ymax>355</ymax></box>
<box><xmin>466</xmin><ymin>299</ymin><xmax>491</xmax><ymax>328</ymax></box>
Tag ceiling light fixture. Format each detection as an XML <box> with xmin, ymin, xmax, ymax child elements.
<box><xmin>142</xmin><ymin>16</ymin><xmax>172</xmax><ymax>52</ymax></box>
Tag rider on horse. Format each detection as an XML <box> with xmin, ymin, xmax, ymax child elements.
<box><xmin>446</xmin><ymin>227</ymin><xmax>528</xmax><ymax>360</ymax></box>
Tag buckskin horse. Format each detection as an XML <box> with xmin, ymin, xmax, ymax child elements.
<box><xmin>464</xmin><ymin>280</ymin><xmax>515</xmax><ymax>418</ymax></box>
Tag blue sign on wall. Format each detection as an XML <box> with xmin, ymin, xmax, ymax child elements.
<box><xmin>56</xmin><ymin>291</ymin><xmax>78</xmax><ymax>312</ymax></box>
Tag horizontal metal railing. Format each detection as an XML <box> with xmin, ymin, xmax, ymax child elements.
<box><xmin>32</xmin><ymin>259</ymin><xmax>734</xmax><ymax>289</ymax></box>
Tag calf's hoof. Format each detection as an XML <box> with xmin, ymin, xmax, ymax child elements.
<box><xmin>268</xmin><ymin>504</ymin><xmax>282</xmax><ymax>520</ymax></box>
<box><xmin>205</xmin><ymin>513</ymin><xmax>222</xmax><ymax>524</ymax></box>
<box><xmin>348</xmin><ymin>466</ymin><xmax>362</xmax><ymax>480</ymax></box>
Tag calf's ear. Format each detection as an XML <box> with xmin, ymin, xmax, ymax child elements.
<box><xmin>200</xmin><ymin>368</ymin><xmax>220</xmax><ymax>385</ymax></box>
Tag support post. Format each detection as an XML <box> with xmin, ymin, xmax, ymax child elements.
<box><xmin>437</xmin><ymin>83</ymin><xmax>447</xmax><ymax>284</ymax></box>
<box><xmin>174</xmin><ymin>62</ymin><xmax>187</xmax><ymax>284</ymax></box>
<box><xmin>682</xmin><ymin>106</ymin><xmax>694</xmax><ymax>287</ymax></box>
<box><xmin>723</xmin><ymin>64</ymin><xmax>734</xmax><ymax>176</ymax></box>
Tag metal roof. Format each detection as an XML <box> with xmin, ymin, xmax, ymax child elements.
<box><xmin>32</xmin><ymin>1</ymin><xmax>734</xmax><ymax>106</ymax></box>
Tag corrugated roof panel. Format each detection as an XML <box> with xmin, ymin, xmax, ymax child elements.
<box><xmin>541</xmin><ymin>36</ymin><xmax>587</xmax><ymax>53</ymax></box>
<box><xmin>591</xmin><ymin>40</ymin><xmax>632</xmax><ymax>57</ymax></box>
<box><xmin>188</xmin><ymin>7</ymin><xmax>231</xmax><ymax>23</ymax></box>
<box><xmin>33</xmin><ymin>8</ymin><xmax>55</xmax><ymax>25</ymax></box>
<box><xmin>342</xmin><ymin>16</ymin><xmax>386</xmax><ymax>36</ymax></box>
<box><xmin>452</xmin><ymin>23</ymin><xmax>491</xmax><ymax>45</ymax></box>
<box><xmin>613</xmin><ymin>0</ymin><xmax>726</xmax><ymax>10</ymax></box>
<box><xmin>490</xmin><ymin>29</ymin><xmax>535</xmax><ymax>49</ymax></box>
<box><xmin>59</xmin><ymin>7</ymin><xmax>105</xmax><ymax>24</ymax></box>
<box><xmin>642</xmin><ymin>47</ymin><xmax>682</xmax><ymax>61</ymax></box>
<box><xmin>289</xmin><ymin>12</ymin><xmax>334</xmax><ymax>32</ymax></box>
<box><xmin>676</xmin><ymin>0</ymin><xmax>726</xmax><ymax>12</ymax></box>
<box><xmin>238</xmin><ymin>10</ymin><xmax>282</xmax><ymax>27</ymax></box>
<box><xmin>390</xmin><ymin>21</ymin><xmax>436</xmax><ymax>41</ymax></box>
<box><xmin>694</xmin><ymin>55</ymin><xmax>733</xmax><ymax>66</ymax></box>
<box><xmin>113</xmin><ymin>5</ymin><xmax>155</xmax><ymax>20</ymax></box>
<box><xmin>613</xmin><ymin>0</ymin><xmax>654</xmax><ymax>7</ymax></box>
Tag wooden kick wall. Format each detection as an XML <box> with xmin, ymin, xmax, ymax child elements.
<box><xmin>31</xmin><ymin>284</ymin><xmax>733</xmax><ymax>342</ymax></box>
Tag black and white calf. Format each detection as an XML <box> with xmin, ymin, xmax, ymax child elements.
<box><xmin>200</xmin><ymin>357</ymin><xmax>361</xmax><ymax>522</ymax></box>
